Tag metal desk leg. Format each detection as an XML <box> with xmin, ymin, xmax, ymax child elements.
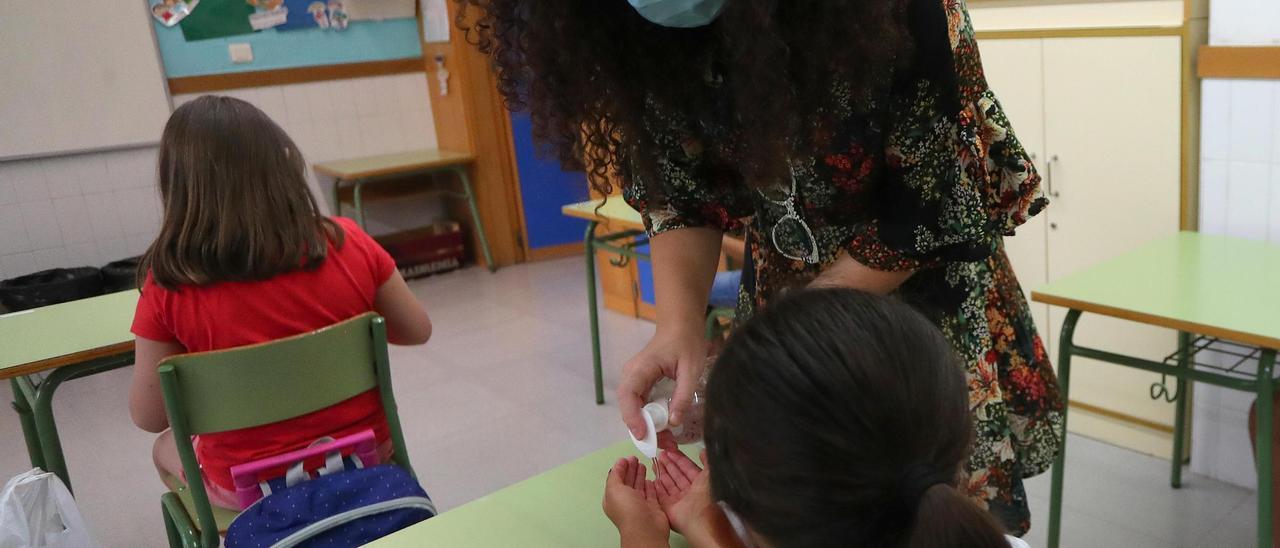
<box><xmin>1171</xmin><ymin>331</ymin><xmax>1191</xmax><ymax>488</ymax></box>
<box><xmin>352</xmin><ymin>179</ymin><xmax>368</xmax><ymax>229</ymax></box>
<box><xmin>19</xmin><ymin>356</ymin><xmax>134</xmax><ymax>493</ymax></box>
<box><xmin>1047</xmin><ymin>308</ymin><xmax>1081</xmax><ymax>548</ymax></box>
<box><xmin>453</xmin><ymin>167</ymin><xmax>496</xmax><ymax>273</ymax></box>
<box><xmin>585</xmin><ymin>221</ymin><xmax>604</xmax><ymax>405</ymax></box>
<box><xmin>1257</xmin><ymin>349</ymin><xmax>1276</xmax><ymax>548</ymax></box>
<box><xmin>330</xmin><ymin>178</ymin><xmax>344</xmax><ymax>217</ymax></box>
<box><xmin>26</xmin><ymin>367</ymin><xmax>78</xmax><ymax>492</ymax></box>
<box><xmin>10</xmin><ymin>378</ymin><xmax>45</xmax><ymax>470</ymax></box>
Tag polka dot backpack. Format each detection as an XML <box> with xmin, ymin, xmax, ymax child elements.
<box><xmin>224</xmin><ymin>430</ymin><xmax>435</xmax><ymax>547</ymax></box>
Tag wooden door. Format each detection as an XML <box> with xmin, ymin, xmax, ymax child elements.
<box><xmin>977</xmin><ymin>38</ymin><xmax>1052</xmax><ymax>353</ymax></box>
<box><xmin>1043</xmin><ymin>36</ymin><xmax>1183</xmax><ymax>456</ymax></box>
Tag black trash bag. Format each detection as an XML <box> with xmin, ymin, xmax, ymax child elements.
<box><xmin>101</xmin><ymin>256</ymin><xmax>141</xmax><ymax>293</ymax></box>
<box><xmin>0</xmin><ymin>267</ymin><xmax>104</xmax><ymax>312</ymax></box>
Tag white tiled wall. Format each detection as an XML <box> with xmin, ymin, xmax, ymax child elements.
<box><xmin>0</xmin><ymin>72</ymin><xmax>439</xmax><ymax>281</ymax></box>
<box><xmin>1192</xmin><ymin>5</ymin><xmax>1280</xmax><ymax>490</ymax></box>
<box><xmin>1193</xmin><ymin>78</ymin><xmax>1280</xmax><ymax>489</ymax></box>
<box><xmin>1208</xmin><ymin>0</ymin><xmax>1280</xmax><ymax>46</ymax></box>
<box><xmin>0</xmin><ymin>147</ymin><xmax>160</xmax><ymax>280</ymax></box>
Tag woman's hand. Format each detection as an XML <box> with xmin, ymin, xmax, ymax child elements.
<box><xmin>620</xmin><ymin>226</ymin><xmax>722</xmax><ymax>439</ymax></box>
<box><xmin>604</xmin><ymin>457</ymin><xmax>670</xmax><ymax>547</ymax></box>
<box><xmin>654</xmin><ymin>450</ymin><xmax>740</xmax><ymax>548</ymax></box>
<box><xmin>619</xmin><ymin>329</ymin><xmax>710</xmax><ymax>439</ymax></box>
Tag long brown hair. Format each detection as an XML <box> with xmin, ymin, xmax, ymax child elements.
<box><xmin>457</xmin><ymin>0</ymin><xmax>912</xmax><ymax>195</ymax></box>
<box><xmin>139</xmin><ymin>95</ymin><xmax>342</xmax><ymax>290</ymax></box>
<box><xmin>706</xmin><ymin>289</ymin><xmax>1009</xmax><ymax>547</ymax></box>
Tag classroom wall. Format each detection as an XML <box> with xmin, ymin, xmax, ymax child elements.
<box><xmin>0</xmin><ymin>147</ymin><xmax>161</xmax><ymax>280</ymax></box>
<box><xmin>0</xmin><ymin>72</ymin><xmax>438</xmax><ymax>281</ymax></box>
<box><xmin>1191</xmin><ymin>4</ymin><xmax>1280</xmax><ymax>490</ymax></box>
<box><xmin>1207</xmin><ymin>0</ymin><xmax>1280</xmax><ymax>46</ymax></box>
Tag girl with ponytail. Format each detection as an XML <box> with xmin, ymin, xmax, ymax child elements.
<box><xmin>603</xmin><ymin>288</ymin><xmax>1029</xmax><ymax>547</ymax></box>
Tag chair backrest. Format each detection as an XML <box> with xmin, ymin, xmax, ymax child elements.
<box><xmin>160</xmin><ymin>313</ymin><xmax>382</xmax><ymax>434</ymax></box>
<box><xmin>157</xmin><ymin>313</ymin><xmax>414</xmax><ymax>544</ymax></box>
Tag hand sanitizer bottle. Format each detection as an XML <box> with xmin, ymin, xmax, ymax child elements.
<box><xmin>631</xmin><ymin>372</ymin><xmax>707</xmax><ymax>459</ymax></box>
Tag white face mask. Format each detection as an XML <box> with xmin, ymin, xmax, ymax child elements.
<box><xmin>626</xmin><ymin>0</ymin><xmax>727</xmax><ymax>28</ymax></box>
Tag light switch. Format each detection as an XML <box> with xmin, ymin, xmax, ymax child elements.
<box><xmin>229</xmin><ymin>43</ymin><xmax>253</xmax><ymax>64</ymax></box>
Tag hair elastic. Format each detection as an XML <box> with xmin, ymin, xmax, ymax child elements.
<box><xmin>898</xmin><ymin>464</ymin><xmax>954</xmax><ymax>508</ymax></box>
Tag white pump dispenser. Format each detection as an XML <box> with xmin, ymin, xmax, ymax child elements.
<box><xmin>633</xmin><ymin>402</ymin><xmax>671</xmax><ymax>458</ymax></box>
<box><xmin>630</xmin><ymin>375</ymin><xmax>706</xmax><ymax>458</ymax></box>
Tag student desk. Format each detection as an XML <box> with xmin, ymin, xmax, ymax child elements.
<box><xmin>1</xmin><ymin>290</ymin><xmax>138</xmax><ymax>492</ymax></box>
<box><xmin>1032</xmin><ymin>232</ymin><xmax>1280</xmax><ymax>548</ymax></box>
<box><xmin>562</xmin><ymin>199</ymin><xmax>649</xmax><ymax>405</ymax></box>
<box><xmin>365</xmin><ymin>441</ymin><xmax>694</xmax><ymax>548</ymax></box>
<box><xmin>314</xmin><ymin>149</ymin><xmax>496</xmax><ymax>272</ymax></box>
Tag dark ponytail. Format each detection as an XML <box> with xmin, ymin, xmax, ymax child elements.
<box><xmin>908</xmin><ymin>484</ymin><xmax>1009</xmax><ymax>548</ymax></box>
<box><xmin>705</xmin><ymin>288</ymin><xmax>1011</xmax><ymax>548</ymax></box>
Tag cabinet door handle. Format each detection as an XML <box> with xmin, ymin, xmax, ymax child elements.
<box><xmin>1046</xmin><ymin>155</ymin><xmax>1060</xmax><ymax>198</ymax></box>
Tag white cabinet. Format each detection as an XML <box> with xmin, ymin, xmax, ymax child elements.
<box><xmin>981</xmin><ymin>35</ymin><xmax>1183</xmax><ymax>457</ymax></box>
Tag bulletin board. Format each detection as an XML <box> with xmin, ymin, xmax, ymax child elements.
<box><xmin>154</xmin><ymin>0</ymin><xmax>423</xmax><ymax>84</ymax></box>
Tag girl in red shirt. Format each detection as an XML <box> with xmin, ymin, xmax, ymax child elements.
<box><xmin>128</xmin><ymin>95</ymin><xmax>432</xmax><ymax>509</ymax></box>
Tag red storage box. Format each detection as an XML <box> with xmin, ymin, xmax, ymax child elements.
<box><xmin>374</xmin><ymin>222</ymin><xmax>466</xmax><ymax>279</ymax></box>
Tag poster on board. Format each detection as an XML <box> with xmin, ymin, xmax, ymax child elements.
<box><xmin>420</xmin><ymin>0</ymin><xmax>449</xmax><ymax>42</ymax></box>
<box><xmin>275</xmin><ymin>0</ymin><xmax>324</xmax><ymax>30</ymax></box>
<box><xmin>179</xmin><ymin>0</ymin><xmax>255</xmax><ymax>41</ymax></box>
<box><xmin>348</xmin><ymin>0</ymin><xmax>415</xmax><ymax>20</ymax></box>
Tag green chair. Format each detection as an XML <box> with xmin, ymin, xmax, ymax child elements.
<box><xmin>705</xmin><ymin>307</ymin><xmax>735</xmax><ymax>341</ymax></box>
<box><xmin>157</xmin><ymin>313</ymin><xmax>414</xmax><ymax>548</ymax></box>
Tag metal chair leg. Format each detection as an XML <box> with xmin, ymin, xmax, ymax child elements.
<box><xmin>161</xmin><ymin>492</ymin><xmax>202</xmax><ymax>548</ymax></box>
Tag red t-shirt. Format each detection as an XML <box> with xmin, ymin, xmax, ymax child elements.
<box><xmin>132</xmin><ymin>217</ymin><xmax>396</xmax><ymax>490</ymax></box>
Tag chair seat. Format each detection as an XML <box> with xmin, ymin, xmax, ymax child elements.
<box><xmin>162</xmin><ymin>474</ymin><xmax>239</xmax><ymax>534</ymax></box>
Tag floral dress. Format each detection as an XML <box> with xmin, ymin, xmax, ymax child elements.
<box><xmin>621</xmin><ymin>0</ymin><xmax>1064</xmax><ymax>536</ymax></box>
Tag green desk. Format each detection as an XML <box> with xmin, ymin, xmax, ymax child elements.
<box><xmin>1</xmin><ymin>291</ymin><xmax>138</xmax><ymax>492</ymax></box>
<box><xmin>562</xmin><ymin>199</ymin><xmax>650</xmax><ymax>405</ymax></box>
<box><xmin>365</xmin><ymin>441</ymin><xmax>693</xmax><ymax>548</ymax></box>
<box><xmin>1032</xmin><ymin>232</ymin><xmax>1280</xmax><ymax>548</ymax></box>
<box><xmin>315</xmin><ymin>149</ymin><xmax>496</xmax><ymax>272</ymax></box>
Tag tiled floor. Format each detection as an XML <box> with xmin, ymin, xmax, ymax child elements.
<box><xmin>0</xmin><ymin>257</ymin><xmax>1262</xmax><ymax>547</ymax></box>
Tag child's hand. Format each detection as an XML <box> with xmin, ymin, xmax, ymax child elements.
<box><xmin>604</xmin><ymin>457</ymin><xmax>670</xmax><ymax>544</ymax></box>
<box><xmin>654</xmin><ymin>450</ymin><xmax>722</xmax><ymax>536</ymax></box>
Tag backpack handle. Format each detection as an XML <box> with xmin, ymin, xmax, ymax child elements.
<box><xmin>230</xmin><ymin>429</ymin><xmax>379</xmax><ymax>509</ymax></box>
<box><xmin>285</xmin><ymin>438</ymin><xmax>357</xmax><ymax>487</ymax></box>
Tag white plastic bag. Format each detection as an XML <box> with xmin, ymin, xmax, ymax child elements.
<box><xmin>0</xmin><ymin>469</ymin><xmax>98</xmax><ymax>548</ymax></box>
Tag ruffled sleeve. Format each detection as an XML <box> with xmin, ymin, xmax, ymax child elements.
<box><xmin>845</xmin><ymin>0</ymin><xmax>1045</xmax><ymax>271</ymax></box>
<box><xmin>622</xmin><ymin>104</ymin><xmax>751</xmax><ymax>236</ymax></box>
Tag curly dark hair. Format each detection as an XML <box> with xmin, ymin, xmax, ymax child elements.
<box><xmin>456</xmin><ymin>0</ymin><xmax>913</xmax><ymax>195</ymax></box>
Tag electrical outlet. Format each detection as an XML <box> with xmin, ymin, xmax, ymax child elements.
<box><xmin>229</xmin><ymin>43</ymin><xmax>253</xmax><ymax>64</ymax></box>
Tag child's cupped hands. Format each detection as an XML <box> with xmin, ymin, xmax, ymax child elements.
<box><xmin>653</xmin><ymin>449</ymin><xmax>719</xmax><ymax>536</ymax></box>
<box><xmin>604</xmin><ymin>456</ymin><xmax>670</xmax><ymax>543</ymax></box>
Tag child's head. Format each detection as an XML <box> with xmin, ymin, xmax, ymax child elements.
<box><xmin>141</xmin><ymin>95</ymin><xmax>340</xmax><ymax>289</ymax></box>
<box><xmin>705</xmin><ymin>288</ymin><xmax>1007</xmax><ymax>548</ymax></box>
